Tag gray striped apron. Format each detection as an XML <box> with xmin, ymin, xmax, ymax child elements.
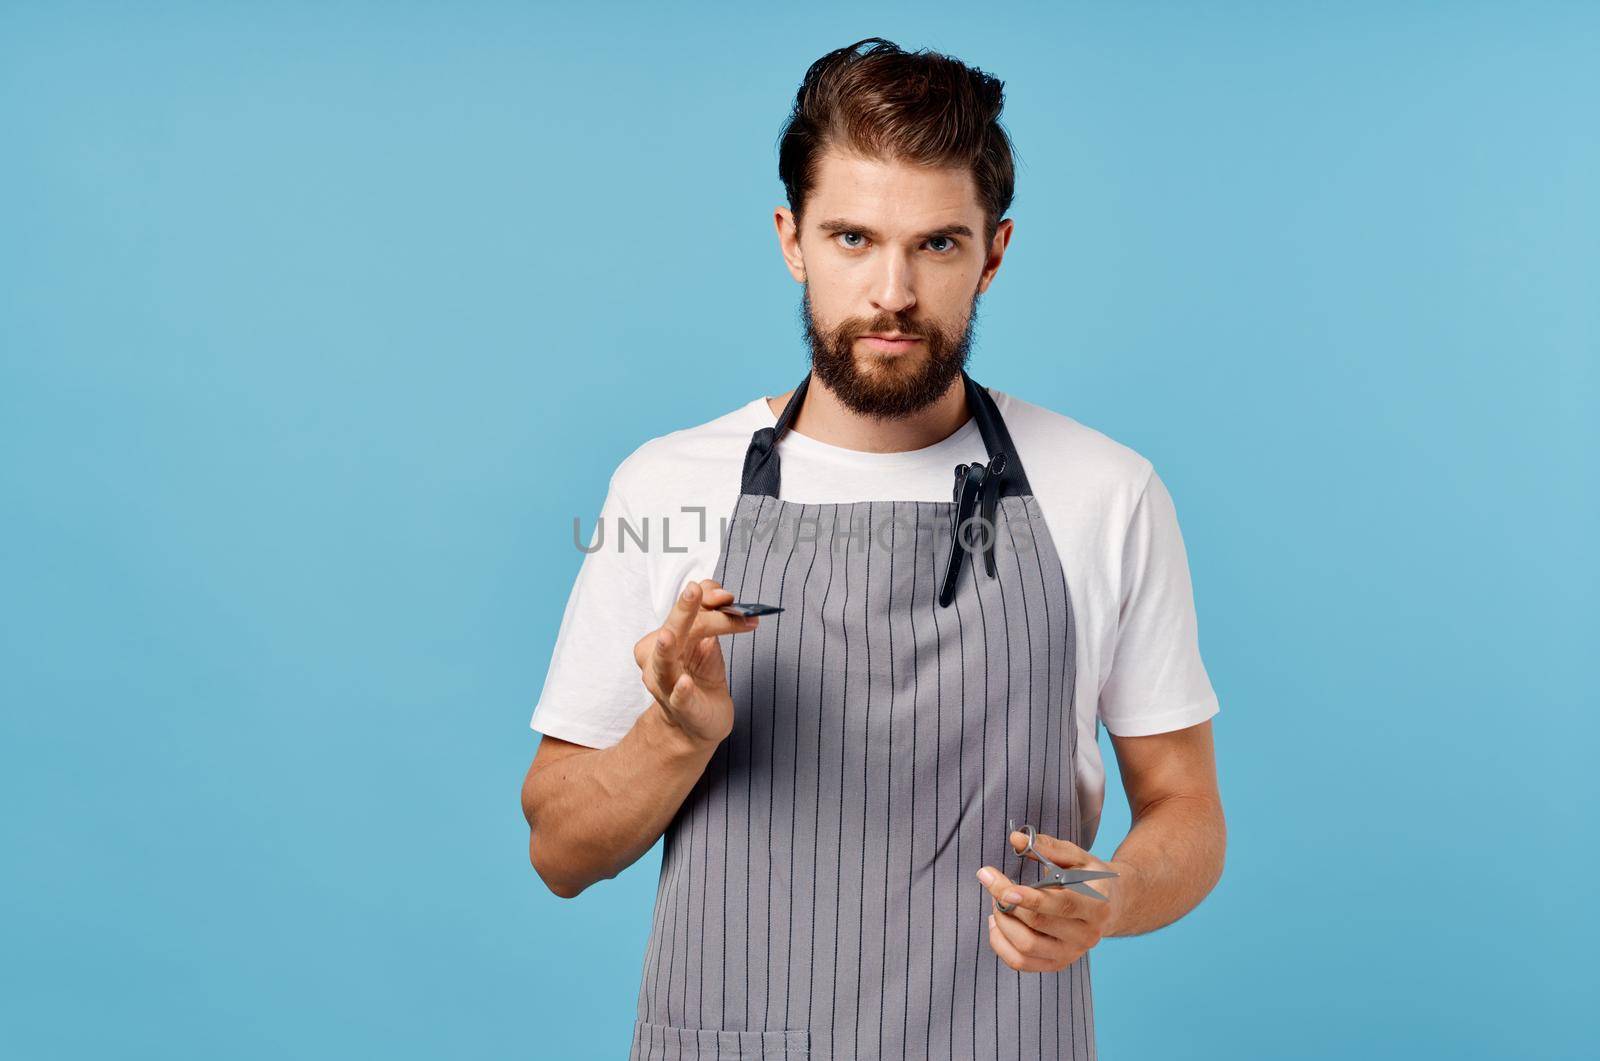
<box><xmin>630</xmin><ymin>370</ymin><xmax>1091</xmax><ymax>1060</ymax></box>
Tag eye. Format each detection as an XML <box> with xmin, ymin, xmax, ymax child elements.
<box><xmin>835</xmin><ymin>232</ymin><xmax>867</xmax><ymax>249</ymax></box>
<box><xmin>927</xmin><ymin>236</ymin><xmax>958</xmax><ymax>254</ymax></box>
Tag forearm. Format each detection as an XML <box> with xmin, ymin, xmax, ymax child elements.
<box><xmin>524</xmin><ymin>701</ymin><xmax>717</xmax><ymax>898</ymax></box>
<box><xmin>1104</xmin><ymin>794</ymin><xmax>1226</xmax><ymax>937</ymax></box>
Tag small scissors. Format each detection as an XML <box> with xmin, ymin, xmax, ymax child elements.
<box><xmin>995</xmin><ymin>818</ymin><xmax>1120</xmax><ymax>911</ymax></box>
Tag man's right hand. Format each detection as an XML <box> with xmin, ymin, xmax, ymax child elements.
<box><xmin>633</xmin><ymin>578</ymin><xmax>759</xmax><ymax>747</ymax></box>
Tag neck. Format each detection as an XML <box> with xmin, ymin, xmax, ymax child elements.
<box><xmin>766</xmin><ymin>373</ymin><xmax>970</xmax><ymax>453</ymax></box>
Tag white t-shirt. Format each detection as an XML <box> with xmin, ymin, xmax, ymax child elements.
<box><xmin>528</xmin><ymin>386</ymin><xmax>1220</xmax><ymax>849</ymax></box>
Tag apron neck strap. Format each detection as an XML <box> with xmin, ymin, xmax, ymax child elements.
<box><xmin>962</xmin><ymin>370</ymin><xmax>1032</xmax><ymax>496</ymax></box>
<box><xmin>740</xmin><ymin>368</ymin><xmax>1032</xmax><ymax>498</ymax></box>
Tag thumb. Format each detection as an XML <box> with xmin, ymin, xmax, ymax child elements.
<box><xmin>1012</xmin><ymin>828</ymin><xmax>1096</xmax><ymax>868</ymax></box>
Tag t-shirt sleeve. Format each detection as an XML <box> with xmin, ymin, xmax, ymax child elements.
<box><xmin>528</xmin><ymin>465</ymin><xmax>661</xmax><ymax>749</ymax></box>
<box><xmin>1096</xmin><ymin>465</ymin><xmax>1221</xmax><ymax>737</ymax></box>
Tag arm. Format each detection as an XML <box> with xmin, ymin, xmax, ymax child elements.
<box><xmin>520</xmin><ymin>579</ymin><xmax>756</xmax><ymax>898</ymax></box>
<box><xmin>520</xmin><ymin>703</ymin><xmax>716</xmax><ymax>899</ymax></box>
<box><xmin>974</xmin><ymin>717</ymin><xmax>1225</xmax><ymax>971</ymax></box>
<box><xmin>977</xmin><ymin>468</ymin><xmax>1224</xmax><ymax>968</ymax></box>
<box><xmin>1101</xmin><ymin>717</ymin><xmax>1226</xmax><ymax>937</ymax></box>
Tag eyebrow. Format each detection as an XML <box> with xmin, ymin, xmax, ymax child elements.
<box><xmin>814</xmin><ymin>218</ymin><xmax>975</xmax><ymax>243</ymax></box>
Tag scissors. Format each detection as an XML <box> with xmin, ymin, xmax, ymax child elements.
<box><xmin>995</xmin><ymin>818</ymin><xmax>1120</xmax><ymax>911</ymax></box>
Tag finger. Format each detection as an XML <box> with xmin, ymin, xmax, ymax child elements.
<box><xmin>697</xmin><ymin>579</ymin><xmax>735</xmax><ymax>605</ymax></box>
<box><xmin>639</xmin><ymin>638</ymin><xmax>680</xmax><ymax>691</ymax></box>
<box><xmin>1017</xmin><ymin>883</ymin><xmax>1100</xmax><ymax>925</ymax></box>
<box><xmin>978</xmin><ymin>866</ymin><xmax>1032</xmax><ymax>913</ymax></box>
<box><xmin>1017</xmin><ymin>828</ymin><xmax>1113</xmax><ymax>910</ymax></box>
<box><xmin>639</xmin><ymin>647</ymin><xmax>674</xmax><ymax>707</ymax></box>
<box><xmin>987</xmin><ymin>914</ymin><xmax>1051</xmax><ymax>973</ymax></box>
<box><xmin>983</xmin><ymin>865</ymin><xmax>1092</xmax><ymax>927</ymax></box>
<box><xmin>991</xmin><ymin>903</ymin><xmax>1073</xmax><ymax>960</ymax></box>
<box><xmin>993</xmin><ymin>884</ymin><xmax>1056</xmax><ymax>928</ymax></box>
<box><xmin>647</xmin><ymin>615</ymin><xmax>746</xmax><ymax>708</ymax></box>
<box><xmin>666</xmin><ymin>669</ymin><xmax>701</xmax><ymax>716</ymax></box>
<box><xmin>977</xmin><ymin>866</ymin><xmax>1033</xmax><ymax>911</ymax></box>
<box><xmin>665</xmin><ymin>582</ymin><xmax>710</xmax><ymax>656</ymax></box>
<box><xmin>651</xmin><ymin>625</ymin><xmax>685</xmax><ymax>705</ymax></box>
<box><xmin>636</xmin><ymin>607</ymin><xmax>749</xmax><ymax>676</ymax></box>
<box><xmin>666</xmin><ymin>665</ymin><xmax>722</xmax><ymax>721</ymax></box>
<box><xmin>1016</xmin><ymin>829</ymin><xmax>1095</xmax><ymax>869</ymax></box>
<box><xmin>689</xmin><ymin>612</ymin><xmax>761</xmax><ymax>642</ymax></box>
<box><xmin>1008</xmin><ymin>828</ymin><xmax>1064</xmax><ymax>869</ymax></box>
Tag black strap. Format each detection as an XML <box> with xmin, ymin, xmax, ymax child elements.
<box><xmin>962</xmin><ymin>371</ymin><xmax>1032</xmax><ymax>498</ymax></box>
<box><xmin>740</xmin><ymin>369</ymin><xmax>1032</xmax><ymax>498</ymax></box>
<box><xmin>740</xmin><ymin>373</ymin><xmax>809</xmax><ymax>498</ymax></box>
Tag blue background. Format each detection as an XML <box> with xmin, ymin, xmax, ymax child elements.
<box><xmin>3</xmin><ymin>2</ymin><xmax>1595</xmax><ymax>1058</ymax></box>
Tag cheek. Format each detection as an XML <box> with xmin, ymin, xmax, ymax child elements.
<box><xmin>924</xmin><ymin>273</ymin><xmax>983</xmax><ymax>314</ymax></box>
<box><xmin>802</xmin><ymin>279</ymin><xmax>855</xmax><ymax>321</ymax></box>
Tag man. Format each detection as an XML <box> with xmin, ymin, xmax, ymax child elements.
<box><xmin>520</xmin><ymin>37</ymin><xmax>1225</xmax><ymax>1061</ymax></box>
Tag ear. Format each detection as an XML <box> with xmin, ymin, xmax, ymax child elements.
<box><xmin>977</xmin><ymin>217</ymin><xmax>1014</xmax><ymax>294</ymax></box>
<box><xmin>774</xmin><ymin>206</ymin><xmax>806</xmax><ymax>283</ymax></box>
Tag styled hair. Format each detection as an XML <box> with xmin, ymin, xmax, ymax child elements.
<box><xmin>776</xmin><ymin>37</ymin><xmax>1018</xmax><ymax>248</ymax></box>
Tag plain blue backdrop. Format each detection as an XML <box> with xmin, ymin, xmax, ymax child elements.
<box><xmin>3</xmin><ymin>2</ymin><xmax>1595</xmax><ymax>1058</ymax></box>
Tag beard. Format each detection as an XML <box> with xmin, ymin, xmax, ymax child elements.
<box><xmin>798</xmin><ymin>283</ymin><xmax>980</xmax><ymax>419</ymax></box>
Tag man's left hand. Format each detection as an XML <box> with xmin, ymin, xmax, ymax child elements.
<box><xmin>976</xmin><ymin>830</ymin><xmax>1128</xmax><ymax>973</ymax></box>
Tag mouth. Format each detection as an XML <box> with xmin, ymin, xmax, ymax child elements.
<box><xmin>858</xmin><ymin>334</ymin><xmax>922</xmax><ymax>353</ymax></box>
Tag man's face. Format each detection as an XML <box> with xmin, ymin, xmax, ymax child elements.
<box><xmin>779</xmin><ymin>147</ymin><xmax>1011</xmax><ymax>419</ymax></box>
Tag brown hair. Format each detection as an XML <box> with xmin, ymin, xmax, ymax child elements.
<box><xmin>777</xmin><ymin>37</ymin><xmax>1019</xmax><ymax>248</ymax></box>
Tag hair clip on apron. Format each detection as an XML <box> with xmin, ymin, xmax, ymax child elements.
<box><xmin>937</xmin><ymin>450</ymin><xmax>1006</xmax><ymax>607</ymax></box>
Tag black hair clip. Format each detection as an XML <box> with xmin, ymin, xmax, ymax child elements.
<box><xmin>937</xmin><ymin>451</ymin><xmax>1007</xmax><ymax>607</ymax></box>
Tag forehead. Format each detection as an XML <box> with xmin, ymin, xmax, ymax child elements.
<box><xmin>806</xmin><ymin>147</ymin><xmax>982</xmax><ymax>233</ymax></box>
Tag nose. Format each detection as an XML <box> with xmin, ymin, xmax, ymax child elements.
<box><xmin>868</xmin><ymin>250</ymin><xmax>917</xmax><ymax>316</ymax></box>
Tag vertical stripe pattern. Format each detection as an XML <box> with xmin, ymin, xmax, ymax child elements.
<box><xmin>630</xmin><ymin>491</ymin><xmax>1087</xmax><ymax>1060</ymax></box>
